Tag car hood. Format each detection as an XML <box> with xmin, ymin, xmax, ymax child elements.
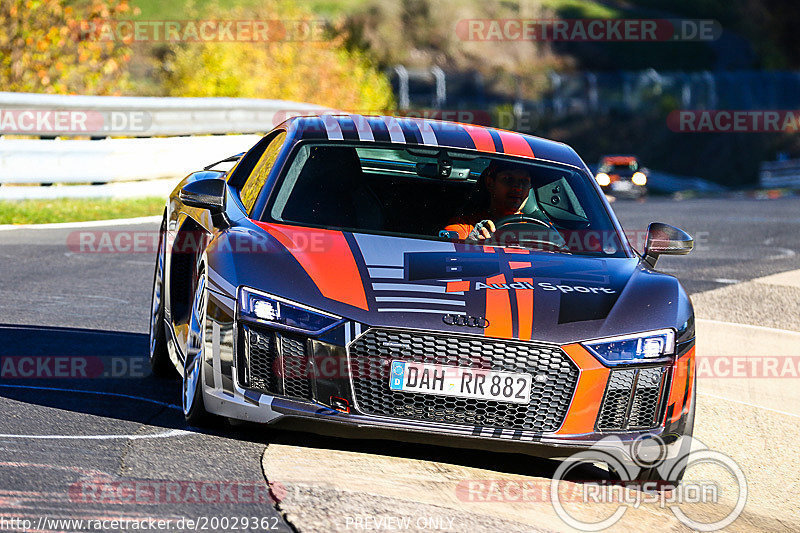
<box><xmin>229</xmin><ymin>223</ymin><xmax>691</xmax><ymax>345</ymax></box>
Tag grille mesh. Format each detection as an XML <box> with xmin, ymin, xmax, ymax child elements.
<box><xmin>245</xmin><ymin>326</ymin><xmax>312</xmax><ymax>401</ymax></box>
<box><xmin>597</xmin><ymin>370</ymin><xmax>636</xmax><ymax>430</ymax></box>
<box><xmin>629</xmin><ymin>367</ymin><xmax>666</xmax><ymax>428</ymax></box>
<box><xmin>247</xmin><ymin>326</ymin><xmax>281</xmax><ymax>394</ymax></box>
<box><xmin>348</xmin><ymin>329</ymin><xmax>579</xmax><ymax>433</ymax></box>
<box><xmin>281</xmin><ymin>335</ymin><xmax>312</xmax><ymax>401</ymax></box>
<box><xmin>598</xmin><ymin>367</ymin><xmax>667</xmax><ymax>431</ymax></box>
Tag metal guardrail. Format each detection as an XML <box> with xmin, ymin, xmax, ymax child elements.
<box><xmin>0</xmin><ymin>92</ymin><xmax>331</xmax><ymax>188</ymax></box>
<box><xmin>0</xmin><ymin>136</ymin><xmax>261</xmax><ymax>185</ymax></box>
<box><xmin>0</xmin><ymin>92</ymin><xmax>325</xmax><ymax>137</ymax></box>
<box><xmin>759</xmin><ymin>159</ymin><xmax>800</xmax><ymax>188</ymax></box>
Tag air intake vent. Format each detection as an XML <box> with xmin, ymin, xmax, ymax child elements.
<box><xmin>597</xmin><ymin>366</ymin><xmax>668</xmax><ymax>431</ymax></box>
<box><xmin>241</xmin><ymin>324</ymin><xmax>313</xmax><ymax>401</ymax></box>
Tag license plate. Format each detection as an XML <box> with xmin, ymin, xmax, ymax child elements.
<box><xmin>612</xmin><ymin>180</ymin><xmax>632</xmax><ymax>191</ymax></box>
<box><xmin>388</xmin><ymin>361</ymin><xmax>532</xmax><ymax>404</ymax></box>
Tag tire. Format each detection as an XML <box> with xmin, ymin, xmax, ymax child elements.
<box><xmin>149</xmin><ymin>216</ymin><xmax>175</xmax><ymax>378</ymax></box>
<box><xmin>182</xmin><ymin>265</ymin><xmax>217</xmax><ymax>427</ymax></box>
<box><xmin>630</xmin><ymin>464</ymin><xmax>685</xmax><ymax>490</ymax></box>
<box><xmin>617</xmin><ymin>386</ymin><xmax>697</xmax><ymax>491</ymax></box>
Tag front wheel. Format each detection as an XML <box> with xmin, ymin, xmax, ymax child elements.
<box><xmin>182</xmin><ymin>266</ymin><xmax>217</xmax><ymax>426</ymax></box>
<box><xmin>149</xmin><ymin>216</ymin><xmax>174</xmax><ymax>378</ymax></box>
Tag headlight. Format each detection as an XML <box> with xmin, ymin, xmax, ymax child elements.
<box><xmin>596</xmin><ymin>172</ymin><xmax>611</xmax><ymax>186</ymax></box>
<box><xmin>631</xmin><ymin>172</ymin><xmax>647</xmax><ymax>186</ymax></box>
<box><xmin>583</xmin><ymin>329</ymin><xmax>675</xmax><ymax>365</ymax></box>
<box><xmin>238</xmin><ymin>287</ymin><xmax>343</xmax><ymax>334</ymax></box>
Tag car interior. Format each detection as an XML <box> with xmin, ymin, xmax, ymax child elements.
<box><xmin>266</xmin><ymin>144</ymin><xmax>611</xmax><ymax>248</ymax></box>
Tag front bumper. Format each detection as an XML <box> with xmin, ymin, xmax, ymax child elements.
<box><xmin>268</xmin><ymin>396</ymin><xmax>688</xmax><ymax>461</ymax></box>
<box><xmin>233</xmin><ymin>322</ymin><xmax>696</xmax><ymax>459</ymax></box>
<box><xmin>601</xmin><ymin>181</ymin><xmax>647</xmax><ymax>198</ymax></box>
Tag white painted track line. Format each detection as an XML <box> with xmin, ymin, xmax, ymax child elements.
<box><xmin>697</xmin><ymin>391</ymin><xmax>800</xmax><ymax>419</ymax></box>
<box><xmin>0</xmin><ymin>214</ymin><xmax>162</xmax><ymax>231</ymax></box>
<box><xmin>0</xmin><ymin>383</ymin><xmax>180</xmax><ymax>410</ymax></box>
<box><xmin>697</xmin><ymin>318</ymin><xmax>800</xmax><ymax>337</ymax></box>
<box><xmin>0</xmin><ymin>429</ymin><xmax>190</xmax><ymax>440</ymax></box>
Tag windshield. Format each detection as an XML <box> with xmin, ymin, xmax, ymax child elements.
<box><xmin>266</xmin><ymin>142</ymin><xmax>627</xmax><ymax>257</ymax></box>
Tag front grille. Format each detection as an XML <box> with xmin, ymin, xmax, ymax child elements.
<box><xmin>243</xmin><ymin>325</ymin><xmax>313</xmax><ymax>401</ymax></box>
<box><xmin>597</xmin><ymin>369</ymin><xmax>636</xmax><ymax>430</ymax></box>
<box><xmin>348</xmin><ymin>328</ymin><xmax>579</xmax><ymax>433</ymax></box>
<box><xmin>597</xmin><ymin>367</ymin><xmax>667</xmax><ymax>431</ymax></box>
<box><xmin>246</xmin><ymin>326</ymin><xmax>281</xmax><ymax>394</ymax></box>
<box><xmin>281</xmin><ymin>335</ymin><xmax>312</xmax><ymax>400</ymax></box>
<box><xmin>629</xmin><ymin>367</ymin><xmax>665</xmax><ymax>428</ymax></box>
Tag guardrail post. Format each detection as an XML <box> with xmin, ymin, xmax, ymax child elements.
<box><xmin>586</xmin><ymin>72</ymin><xmax>598</xmax><ymax>112</ymax></box>
<box><xmin>431</xmin><ymin>66</ymin><xmax>446</xmax><ymax>109</ymax></box>
<box><xmin>703</xmin><ymin>71</ymin><xmax>717</xmax><ymax>109</ymax></box>
<box><xmin>393</xmin><ymin>65</ymin><xmax>410</xmax><ymax>110</ymax></box>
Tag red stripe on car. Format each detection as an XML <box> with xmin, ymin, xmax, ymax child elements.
<box><xmin>461</xmin><ymin>124</ymin><xmax>496</xmax><ymax>153</ymax></box>
<box><xmin>483</xmin><ymin>274</ymin><xmax>512</xmax><ymax>339</ymax></box>
<box><xmin>497</xmin><ymin>131</ymin><xmax>535</xmax><ymax>159</ymax></box>
<box><xmin>254</xmin><ymin>222</ymin><xmax>369</xmax><ymax>311</ymax></box>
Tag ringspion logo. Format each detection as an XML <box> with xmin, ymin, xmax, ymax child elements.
<box><xmin>550</xmin><ymin>435</ymin><xmax>747</xmax><ymax>531</ymax></box>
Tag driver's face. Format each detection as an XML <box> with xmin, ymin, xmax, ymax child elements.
<box><xmin>488</xmin><ymin>169</ymin><xmax>532</xmax><ymax>216</ymax></box>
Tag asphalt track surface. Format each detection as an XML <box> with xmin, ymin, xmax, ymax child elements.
<box><xmin>0</xmin><ymin>196</ymin><xmax>798</xmax><ymax>532</ymax></box>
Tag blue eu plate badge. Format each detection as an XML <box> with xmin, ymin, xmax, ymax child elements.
<box><xmin>389</xmin><ymin>361</ymin><xmax>406</xmax><ymax>390</ymax></box>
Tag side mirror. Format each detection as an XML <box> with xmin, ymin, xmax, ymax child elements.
<box><xmin>643</xmin><ymin>222</ymin><xmax>693</xmax><ymax>267</ymax></box>
<box><xmin>179</xmin><ymin>177</ymin><xmax>229</xmax><ymax>227</ymax></box>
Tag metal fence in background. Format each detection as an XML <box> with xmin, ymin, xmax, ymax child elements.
<box><xmin>759</xmin><ymin>159</ymin><xmax>800</xmax><ymax>188</ymax></box>
<box><xmin>2</xmin><ymin>84</ymin><xmax>796</xmax><ymax>194</ymax></box>
<box><xmin>390</xmin><ymin>67</ymin><xmax>800</xmax><ymax>115</ymax></box>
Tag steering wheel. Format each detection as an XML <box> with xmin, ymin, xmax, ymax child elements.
<box><xmin>489</xmin><ymin>214</ymin><xmax>569</xmax><ymax>251</ymax></box>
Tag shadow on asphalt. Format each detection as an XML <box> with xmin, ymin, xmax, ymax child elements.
<box><xmin>0</xmin><ymin>324</ymin><xmax>606</xmax><ymax>482</ymax></box>
<box><xmin>0</xmin><ymin>323</ymin><xmax>184</xmax><ymax>429</ymax></box>
<box><xmin>249</xmin><ymin>424</ymin><xmax>609</xmax><ymax>482</ymax></box>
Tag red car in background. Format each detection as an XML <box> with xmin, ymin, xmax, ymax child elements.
<box><xmin>595</xmin><ymin>155</ymin><xmax>649</xmax><ymax>199</ymax></box>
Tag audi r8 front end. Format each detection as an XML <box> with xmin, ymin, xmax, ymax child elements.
<box><xmin>149</xmin><ymin>115</ymin><xmax>696</xmax><ymax>483</ymax></box>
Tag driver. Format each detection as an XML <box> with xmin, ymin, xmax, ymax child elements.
<box><xmin>444</xmin><ymin>160</ymin><xmax>532</xmax><ymax>242</ymax></box>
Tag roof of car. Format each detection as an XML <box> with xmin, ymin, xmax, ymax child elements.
<box><xmin>280</xmin><ymin>114</ymin><xmax>585</xmax><ymax>167</ymax></box>
<box><xmin>601</xmin><ymin>155</ymin><xmax>639</xmax><ymax>164</ymax></box>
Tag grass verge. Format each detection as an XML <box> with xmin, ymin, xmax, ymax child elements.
<box><xmin>0</xmin><ymin>197</ymin><xmax>165</xmax><ymax>225</ymax></box>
